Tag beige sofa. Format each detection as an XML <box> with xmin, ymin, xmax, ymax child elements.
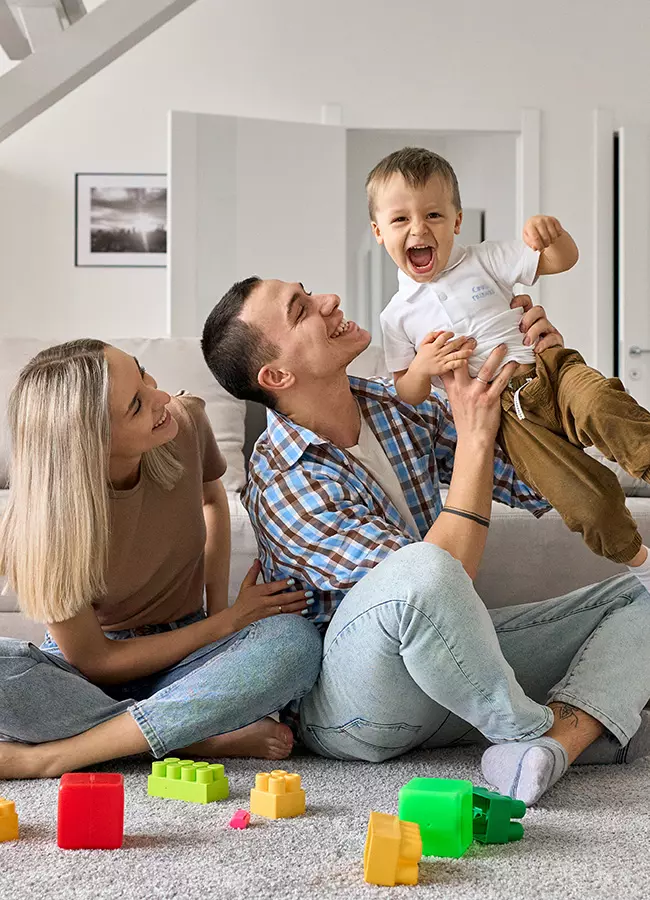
<box><xmin>2</xmin><ymin>336</ymin><xmax>650</xmax><ymax>645</ymax></box>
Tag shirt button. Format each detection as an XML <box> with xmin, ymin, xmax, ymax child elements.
<box><xmin>437</xmin><ymin>292</ymin><xmax>447</xmax><ymax>302</ymax></box>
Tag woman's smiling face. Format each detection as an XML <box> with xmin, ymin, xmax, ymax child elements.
<box><xmin>105</xmin><ymin>346</ymin><xmax>179</xmax><ymax>469</ymax></box>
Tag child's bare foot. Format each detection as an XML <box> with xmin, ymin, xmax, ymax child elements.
<box><xmin>179</xmin><ymin>718</ymin><xmax>294</xmax><ymax>761</ymax></box>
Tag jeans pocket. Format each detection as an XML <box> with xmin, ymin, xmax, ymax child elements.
<box><xmin>305</xmin><ymin>718</ymin><xmax>422</xmax><ymax>762</ymax></box>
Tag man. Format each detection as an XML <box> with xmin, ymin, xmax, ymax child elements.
<box><xmin>202</xmin><ymin>278</ymin><xmax>650</xmax><ymax>805</ymax></box>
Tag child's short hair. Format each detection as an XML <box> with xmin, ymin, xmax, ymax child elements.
<box><xmin>365</xmin><ymin>147</ymin><xmax>462</xmax><ymax>220</ymax></box>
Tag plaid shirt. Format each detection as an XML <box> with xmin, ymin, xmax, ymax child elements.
<box><xmin>243</xmin><ymin>376</ymin><xmax>550</xmax><ymax>633</ymax></box>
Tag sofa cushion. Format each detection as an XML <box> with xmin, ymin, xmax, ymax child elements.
<box><xmin>0</xmin><ymin>337</ymin><xmax>247</xmax><ymax>493</ymax></box>
<box><xmin>586</xmin><ymin>447</ymin><xmax>650</xmax><ymax>497</ymax></box>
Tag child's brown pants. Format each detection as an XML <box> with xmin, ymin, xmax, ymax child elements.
<box><xmin>498</xmin><ymin>347</ymin><xmax>650</xmax><ymax>563</ymax></box>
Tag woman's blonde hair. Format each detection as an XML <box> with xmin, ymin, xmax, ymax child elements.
<box><xmin>0</xmin><ymin>340</ymin><xmax>183</xmax><ymax>623</ymax></box>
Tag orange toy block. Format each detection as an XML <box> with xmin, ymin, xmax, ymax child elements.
<box><xmin>0</xmin><ymin>798</ymin><xmax>19</xmax><ymax>842</ymax></box>
<box><xmin>364</xmin><ymin>811</ymin><xmax>422</xmax><ymax>886</ymax></box>
<box><xmin>249</xmin><ymin>770</ymin><xmax>305</xmax><ymax>819</ymax></box>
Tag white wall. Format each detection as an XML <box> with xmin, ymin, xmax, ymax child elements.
<box><xmin>346</xmin><ymin>129</ymin><xmax>517</xmax><ymax>312</ymax></box>
<box><xmin>0</xmin><ymin>0</ymin><xmax>649</xmax><ymax>353</ymax></box>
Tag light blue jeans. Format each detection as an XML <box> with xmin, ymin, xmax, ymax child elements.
<box><xmin>299</xmin><ymin>542</ymin><xmax>650</xmax><ymax>761</ymax></box>
<box><xmin>0</xmin><ymin>610</ymin><xmax>322</xmax><ymax>758</ymax></box>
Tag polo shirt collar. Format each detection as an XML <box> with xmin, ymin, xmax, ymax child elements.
<box><xmin>397</xmin><ymin>243</ymin><xmax>468</xmax><ymax>303</ymax></box>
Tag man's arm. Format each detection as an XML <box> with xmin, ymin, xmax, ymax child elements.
<box><xmin>431</xmin><ymin>391</ymin><xmax>550</xmax><ymax>518</ymax></box>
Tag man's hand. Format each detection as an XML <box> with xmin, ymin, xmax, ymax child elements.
<box><xmin>523</xmin><ymin>215</ymin><xmax>564</xmax><ymax>252</ymax></box>
<box><xmin>440</xmin><ymin>345</ymin><xmax>517</xmax><ymax>449</ymax></box>
<box><xmin>413</xmin><ymin>330</ymin><xmax>477</xmax><ymax>378</ymax></box>
<box><xmin>510</xmin><ymin>294</ymin><xmax>564</xmax><ymax>354</ymax></box>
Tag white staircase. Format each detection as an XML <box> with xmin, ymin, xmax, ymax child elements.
<box><xmin>0</xmin><ymin>0</ymin><xmax>199</xmax><ymax>142</ymax></box>
<box><xmin>1</xmin><ymin>0</ymin><xmax>87</xmax><ymax>59</ymax></box>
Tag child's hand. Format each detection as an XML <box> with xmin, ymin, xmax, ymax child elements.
<box><xmin>412</xmin><ymin>331</ymin><xmax>476</xmax><ymax>378</ymax></box>
<box><xmin>523</xmin><ymin>215</ymin><xmax>564</xmax><ymax>251</ymax></box>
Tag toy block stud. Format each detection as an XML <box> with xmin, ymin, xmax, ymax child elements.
<box><xmin>363</xmin><ymin>811</ymin><xmax>422</xmax><ymax>886</ymax></box>
<box><xmin>398</xmin><ymin>777</ymin><xmax>473</xmax><ymax>858</ymax></box>
<box><xmin>57</xmin><ymin>773</ymin><xmax>124</xmax><ymax>850</ymax></box>
<box><xmin>0</xmin><ymin>798</ymin><xmax>19</xmax><ymax>843</ymax></box>
<box><xmin>472</xmin><ymin>787</ymin><xmax>526</xmax><ymax>844</ymax></box>
<box><xmin>249</xmin><ymin>769</ymin><xmax>305</xmax><ymax>819</ymax></box>
<box><xmin>229</xmin><ymin>809</ymin><xmax>251</xmax><ymax>830</ymax></box>
<box><xmin>147</xmin><ymin>758</ymin><xmax>229</xmax><ymax>804</ymax></box>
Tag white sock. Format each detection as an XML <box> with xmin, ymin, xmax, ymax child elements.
<box><xmin>481</xmin><ymin>736</ymin><xmax>569</xmax><ymax>807</ymax></box>
<box><xmin>627</xmin><ymin>546</ymin><xmax>650</xmax><ymax>593</ymax></box>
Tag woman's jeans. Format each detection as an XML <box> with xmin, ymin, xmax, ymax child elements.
<box><xmin>0</xmin><ymin>611</ymin><xmax>322</xmax><ymax>758</ymax></box>
<box><xmin>299</xmin><ymin>542</ymin><xmax>650</xmax><ymax>761</ymax></box>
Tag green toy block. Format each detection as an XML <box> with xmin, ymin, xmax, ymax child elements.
<box><xmin>472</xmin><ymin>787</ymin><xmax>526</xmax><ymax>844</ymax></box>
<box><xmin>147</xmin><ymin>758</ymin><xmax>229</xmax><ymax>804</ymax></box>
<box><xmin>398</xmin><ymin>778</ymin><xmax>473</xmax><ymax>858</ymax></box>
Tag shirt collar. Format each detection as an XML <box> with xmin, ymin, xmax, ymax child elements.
<box><xmin>262</xmin><ymin>380</ymin><xmax>382</xmax><ymax>472</ymax></box>
<box><xmin>264</xmin><ymin>409</ymin><xmax>329</xmax><ymax>472</ymax></box>
<box><xmin>397</xmin><ymin>243</ymin><xmax>468</xmax><ymax>303</ymax></box>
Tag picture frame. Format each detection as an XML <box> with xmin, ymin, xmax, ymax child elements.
<box><xmin>75</xmin><ymin>173</ymin><xmax>167</xmax><ymax>267</ymax></box>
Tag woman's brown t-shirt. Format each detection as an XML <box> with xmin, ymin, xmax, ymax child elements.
<box><xmin>94</xmin><ymin>394</ymin><xmax>226</xmax><ymax>631</ymax></box>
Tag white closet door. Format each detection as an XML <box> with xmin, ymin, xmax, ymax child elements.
<box><xmin>167</xmin><ymin>111</ymin><xmax>346</xmax><ymax>337</ymax></box>
<box><xmin>618</xmin><ymin>125</ymin><xmax>650</xmax><ymax>408</ymax></box>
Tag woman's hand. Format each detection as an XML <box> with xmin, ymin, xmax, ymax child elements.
<box><xmin>440</xmin><ymin>345</ymin><xmax>517</xmax><ymax>449</ymax></box>
<box><xmin>226</xmin><ymin>560</ymin><xmax>312</xmax><ymax>632</ymax></box>
<box><xmin>510</xmin><ymin>294</ymin><xmax>565</xmax><ymax>353</ymax></box>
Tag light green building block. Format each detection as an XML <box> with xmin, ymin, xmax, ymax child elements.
<box><xmin>398</xmin><ymin>777</ymin><xmax>473</xmax><ymax>858</ymax></box>
<box><xmin>147</xmin><ymin>758</ymin><xmax>229</xmax><ymax>804</ymax></box>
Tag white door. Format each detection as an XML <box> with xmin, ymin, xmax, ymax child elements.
<box><xmin>167</xmin><ymin>111</ymin><xmax>346</xmax><ymax>337</ymax></box>
<box><xmin>618</xmin><ymin>125</ymin><xmax>650</xmax><ymax>408</ymax></box>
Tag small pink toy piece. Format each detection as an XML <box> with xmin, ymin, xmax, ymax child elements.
<box><xmin>229</xmin><ymin>809</ymin><xmax>251</xmax><ymax>830</ymax></box>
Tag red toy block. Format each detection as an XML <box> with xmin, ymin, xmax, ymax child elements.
<box><xmin>229</xmin><ymin>809</ymin><xmax>251</xmax><ymax>830</ymax></box>
<box><xmin>57</xmin><ymin>773</ymin><xmax>124</xmax><ymax>850</ymax></box>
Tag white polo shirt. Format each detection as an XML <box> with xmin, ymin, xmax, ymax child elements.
<box><xmin>380</xmin><ymin>240</ymin><xmax>540</xmax><ymax>379</ymax></box>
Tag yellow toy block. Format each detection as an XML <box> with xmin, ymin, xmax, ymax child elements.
<box><xmin>0</xmin><ymin>798</ymin><xmax>19</xmax><ymax>842</ymax></box>
<box><xmin>249</xmin><ymin>770</ymin><xmax>305</xmax><ymax>819</ymax></box>
<box><xmin>363</xmin><ymin>811</ymin><xmax>422</xmax><ymax>886</ymax></box>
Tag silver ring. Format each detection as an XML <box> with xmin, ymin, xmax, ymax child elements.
<box><xmin>277</xmin><ymin>605</ymin><xmax>283</xmax><ymax>614</ymax></box>
<box><xmin>476</xmin><ymin>375</ymin><xmax>490</xmax><ymax>385</ymax></box>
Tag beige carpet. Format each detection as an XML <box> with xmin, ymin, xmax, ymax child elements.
<box><xmin>1</xmin><ymin>746</ymin><xmax>649</xmax><ymax>899</ymax></box>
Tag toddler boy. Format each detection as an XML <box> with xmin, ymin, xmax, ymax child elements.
<box><xmin>368</xmin><ymin>146</ymin><xmax>650</xmax><ymax>590</ymax></box>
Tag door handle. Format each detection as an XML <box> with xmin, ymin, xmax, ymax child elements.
<box><xmin>629</xmin><ymin>346</ymin><xmax>650</xmax><ymax>356</ymax></box>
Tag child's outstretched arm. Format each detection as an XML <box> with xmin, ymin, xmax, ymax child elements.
<box><xmin>524</xmin><ymin>215</ymin><xmax>579</xmax><ymax>278</ymax></box>
<box><xmin>394</xmin><ymin>332</ymin><xmax>476</xmax><ymax>405</ymax></box>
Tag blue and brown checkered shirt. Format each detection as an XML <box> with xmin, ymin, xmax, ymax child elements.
<box><xmin>243</xmin><ymin>376</ymin><xmax>550</xmax><ymax>633</ymax></box>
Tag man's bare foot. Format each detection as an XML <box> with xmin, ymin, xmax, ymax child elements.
<box><xmin>179</xmin><ymin>718</ymin><xmax>294</xmax><ymax>761</ymax></box>
<box><xmin>0</xmin><ymin>740</ymin><xmax>49</xmax><ymax>780</ymax></box>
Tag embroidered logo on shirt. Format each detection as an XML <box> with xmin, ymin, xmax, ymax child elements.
<box><xmin>471</xmin><ymin>284</ymin><xmax>496</xmax><ymax>301</ymax></box>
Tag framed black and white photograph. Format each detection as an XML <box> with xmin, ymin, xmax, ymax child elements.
<box><xmin>75</xmin><ymin>173</ymin><xmax>167</xmax><ymax>267</ymax></box>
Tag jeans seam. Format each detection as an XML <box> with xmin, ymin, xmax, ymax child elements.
<box><xmin>324</xmin><ymin>598</ymin><xmax>533</xmax><ymax>732</ymax></box>
<box><xmin>494</xmin><ymin>591</ymin><xmax>638</xmax><ymax>634</ymax></box>
<box><xmin>138</xmin><ymin>627</ymin><xmax>252</xmax><ymax>705</ymax></box>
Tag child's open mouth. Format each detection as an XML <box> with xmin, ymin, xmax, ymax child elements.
<box><xmin>407</xmin><ymin>245</ymin><xmax>435</xmax><ymax>275</ymax></box>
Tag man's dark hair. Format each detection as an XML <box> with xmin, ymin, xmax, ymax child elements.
<box><xmin>201</xmin><ymin>276</ymin><xmax>280</xmax><ymax>410</ymax></box>
<box><xmin>365</xmin><ymin>146</ymin><xmax>462</xmax><ymax>220</ymax></box>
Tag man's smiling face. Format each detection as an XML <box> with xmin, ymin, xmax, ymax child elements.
<box><xmin>371</xmin><ymin>173</ymin><xmax>463</xmax><ymax>282</ymax></box>
<box><xmin>240</xmin><ymin>280</ymin><xmax>371</xmax><ymax>399</ymax></box>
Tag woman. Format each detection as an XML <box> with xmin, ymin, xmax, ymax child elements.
<box><xmin>0</xmin><ymin>340</ymin><xmax>322</xmax><ymax>780</ymax></box>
